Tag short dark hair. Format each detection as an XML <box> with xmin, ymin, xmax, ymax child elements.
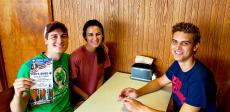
<box><xmin>172</xmin><ymin>22</ymin><xmax>200</xmax><ymax>45</ymax></box>
<box><xmin>44</xmin><ymin>21</ymin><xmax>68</xmax><ymax>39</ymax></box>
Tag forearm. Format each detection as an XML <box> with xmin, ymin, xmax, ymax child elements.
<box><xmin>141</xmin><ymin>105</ymin><xmax>163</xmax><ymax>112</ymax></box>
<box><xmin>97</xmin><ymin>75</ymin><xmax>104</xmax><ymax>89</ymax></box>
<box><xmin>137</xmin><ymin>75</ymin><xmax>171</xmax><ymax>97</ymax></box>
<box><xmin>136</xmin><ymin>79</ymin><xmax>162</xmax><ymax>97</ymax></box>
<box><xmin>10</xmin><ymin>93</ymin><xmax>29</xmax><ymax>112</ymax></box>
<box><xmin>72</xmin><ymin>86</ymin><xmax>89</xmax><ymax>100</ymax></box>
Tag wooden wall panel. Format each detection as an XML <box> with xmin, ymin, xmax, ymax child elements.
<box><xmin>52</xmin><ymin>0</ymin><xmax>230</xmax><ymax>109</ymax></box>
<box><xmin>0</xmin><ymin>0</ymin><xmax>50</xmax><ymax>86</ymax></box>
<box><xmin>0</xmin><ymin>0</ymin><xmax>229</xmax><ymax>109</ymax></box>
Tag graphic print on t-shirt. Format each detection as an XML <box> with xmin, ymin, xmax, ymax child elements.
<box><xmin>54</xmin><ymin>66</ymin><xmax>67</xmax><ymax>89</ymax></box>
<box><xmin>53</xmin><ymin>65</ymin><xmax>69</xmax><ymax>100</ymax></box>
<box><xmin>172</xmin><ymin>75</ymin><xmax>186</xmax><ymax>104</ymax></box>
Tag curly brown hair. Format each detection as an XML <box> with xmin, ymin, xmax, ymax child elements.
<box><xmin>172</xmin><ymin>22</ymin><xmax>200</xmax><ymax>45</ymax></box>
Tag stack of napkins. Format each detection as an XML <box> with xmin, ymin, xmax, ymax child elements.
<box><xmin>134</xmin><ymin>55</ymin><xmax>154</xmax><ymax>65</ymax></box>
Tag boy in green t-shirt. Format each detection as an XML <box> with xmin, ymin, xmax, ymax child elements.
<box><xmin>10</xmin><ymin>21</ymin><xmax>73</xmax><ymax>112</ymax></box>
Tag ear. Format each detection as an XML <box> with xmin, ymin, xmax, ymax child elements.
<box><xmin>193</xmin><ymin>43</ymin><xmax>200</xmax><ymax>52</ymax></box>
<box><xmin>44</xmin><ymin>37</ymin><xmax>48</xmax><ymax>45</ymax></box>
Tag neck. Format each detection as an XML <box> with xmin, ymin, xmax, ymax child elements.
<box><xmin>85</xmin><ymin>44</ymin><xmax>96</xmax><ymax>52</ymax></box>
<box><xmin>45</xmin><ymin>51</ymin><xmax>62</xmax><ymax>60</ymax></box>
<box><xmin>178</xmin><ymin>57</ymin><xmax>196</xmax><ymax>72</ymax></box>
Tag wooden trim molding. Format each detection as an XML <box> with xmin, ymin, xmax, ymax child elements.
<box><xmin>47</xmin><ymin>0</ymin><xmax>54</xmax><ymax>21</ymax></box>
<box><xmin>0</xmin><ymin>41</ymin><xmax>8</xmax><ymax>91</ymax></box>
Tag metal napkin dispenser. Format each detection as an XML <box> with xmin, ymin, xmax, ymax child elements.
<box><xmin>131</xmin><ymin>63</ymin><xmax>154</xmax><ymax>82</ymax></box>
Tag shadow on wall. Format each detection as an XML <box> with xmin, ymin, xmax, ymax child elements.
<box><xmin>197</xmin><ymin>19</ymin><xmax>230</xmax><ymax>111</ymax></box>
<box><xmin>104</xmin><ymin>19</ymin><xmax>127</xmax><ymax>76</ymax></box>
<box><xmin>217</xmin><ymin>85</ymin><xmax>230</xmax><ymax>112</ymax></box>
<box><xmin>0</xmin><ymin>86</ymin><xmax>14</xmax><ymax>112</ymax></box>
<box><xmin>202</xmin><ymin>57</ymin><xmax>230</xmax><ymax>111</ymax></box>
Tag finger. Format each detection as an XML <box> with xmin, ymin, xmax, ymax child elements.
<box><xmin>119</xmin><ymin>88</ymin><xmax>135</xmax><ymax>101</ymax></box>
<box><xmin>127</xmin><ymin>88</ymin><xmax>133</xmax><ymax>93</ymax></box>
<box><xmin>14</xmin><ymin>83</ymin><xmax>32</xmax><ymax>93</ymax></box>
<box><xmin>13</xmin><ymin>80</ymin><xmax>34</xmax><ymax>91</ymax></box>
<box><xmin>118</xmin><ymin>94</ymin><xmax>125</xmax><ymax>101</ymax></box>
<box><xmin>14</xmin><ymin>82</ymin><xmax>33</xmax><ymax>91</ymax></box>
<box><xmin>15</xmin><ymin>78</ymin><xmax>35</xmax><ymax>83</ymax></box>
<box><xmin>14</xmin><ymin>86</ymin><xmax>30</xmax><ymax>96</ymax></box>
<box><xmin>120</xmin><ymin>88</ymin><xmax>128</xmax><ymax>95</ymax></box>
<box><xmin>119</xmin><ymin>91</ymin><xmax>127</xmax><ymax>98</ymax></box>
<box><xmin>121</xmin><ymin>97</ymin><xmax>132</xmax><ymax>103</ymax></box>
<box><xmin>119</xmin><ymin>88</ymin><xmax>128</xmax><ymax>98</ymax></box>
<box><xmin>19</xmin><ymin>83</ymin><xmax>33</xmax><ymax>89</ymax></box>
<box><xmin>125</xmin><ymin>87</ymin><xmax>132</xmax><ymax>93</ymax></box>
<box><xmin>15</xmin><ymin>79</ymin><xmax>35</xmax><ymax>86</ymax></box>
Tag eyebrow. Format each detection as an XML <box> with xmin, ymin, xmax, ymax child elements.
<box><xmin>49</xmin><ymin>33</ymin><xmax>68</xmax><ymax>37</ymax></box>
<box><xmin>50</xmin><ymin>34</ymin><xmax>58</xmax><ymax>36</ymax></box>
<box><xmin>87</xmin><ymin>32</ymin><xmax>101</xmax><ymax>33</ymax></box>
<box><xmin>62</xmin><ymin>33</ymin><xmax>68</xmax><ymax>35</ymax></box>
<box><xmin>172</xmin><ymin>39</ymin><xmax>191</xmax><ymax>43</ymax></box>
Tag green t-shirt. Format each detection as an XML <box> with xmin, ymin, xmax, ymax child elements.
<box><xmin>17</xmin><ymin>53</ymin><xmax>73</xmax><ymax>112</ymax></box>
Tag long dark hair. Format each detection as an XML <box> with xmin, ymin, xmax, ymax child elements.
<box><xmin>83</xmin><ymin>19</ymin><xmax>106</xmax><ymax>64</ymax></box>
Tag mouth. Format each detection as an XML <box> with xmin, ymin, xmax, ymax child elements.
<box><xmin>54</xmin><ymin>44</ymin><xmax>64</xmax><ymax>48</ymax></box>
<box><xmin>55</xmin><ymin>45</ymin><xmax>62</xmax><ymax>48</ymax></box>
<box><xmin>174</xmin><ymin>50</ymin><xmax>183</xmax><ymax>55</ymax></box>
<box><xmin>91</xmin><ymin>42</ymin><xmax>100</xmax><ymax>46</ymax></box>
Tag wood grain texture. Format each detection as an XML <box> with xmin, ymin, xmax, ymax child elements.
<box><xmin>0</xmin><ymin>0</ymin><xmax>229</xmax><ymax>110</ymax></box>
<box><xmin>52</xmin><ymin>0</ymin><xmax>230</xmax><ymax>109</ymax></box>
<box><xmin>0</xmin><ymin>0</ymin><xmax>49</xmax><ymax>86</ymax></box>
<box><xmin>51</xmin><ymin>0</ymin><xmax>229</xmax><ymax>78</ymax></box>
<box><xmin>0</xmin><ymin>41</ymin><xmax>8</xmax><ymax>92</ymax></box>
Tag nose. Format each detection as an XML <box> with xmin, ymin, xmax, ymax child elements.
<box><xmin>93</xmin><ymin>35</ymin><xmax>100</xmax><ymax>42</ymax></box>
<box><xmin>56</xmin><ymin>36</ymin><xmax>62</xmax><ymax>44</ymax></box>
<box><xmin>175</xmin><ymin>43</ymin><xmax>182</xmax><ymax>50</ymax></box>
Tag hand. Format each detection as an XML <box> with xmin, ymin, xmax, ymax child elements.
<box><xmin>122</xmin><ymin>98</ymin><xmax>145</xmax><ymax>112</ymax></box>
<box><xmin>118</xmin><ymin>87</ymin><xmax>138</xmax><ymax>101</ymax></box>
<box><xmin>13</xmin><ymin>78</ymin><xmax>34</xmax><ymax>97</ymax></box>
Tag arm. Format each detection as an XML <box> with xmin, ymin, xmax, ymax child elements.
<box><xmin>118</xmin><ymin>74</ymin><xmax>171</xmax><ymax>111</ymax></box>
<box><xmin>70</xmin><ymin>66</ymin><xmax>89</xmax><ymax>100</ymax></box>
<box><xmin>119</xmin><ymin>74</ymin><xmax>171</xmax><ymax>100</ymax></box>
<box><xmin>10</xmin><ymin>78</ymin><xmax>34</xmax><ymax>112</ymax></box>
<box><xmin>97</xmin><ymin>74</ymin><xmax>104</xmax><ymax>89</ymax></box>
<box><xmin>72</xmin><ymin>85</ymin><xmax>89</xmax><ymax>100</ymax></box>
<box><xmin>122</xmin><ymin>98</ymin><xmax>163</xmax><ymax>112</ymax></box>
<box><xmin>179</xmin><ymin>103</ymin><xmax>200</xmax><ymax>112</ymax></box>
<box><xmin>97</xmin><ymin>44</ymin><xmax>110</xmax><ymax>89</ymax></box>
<box><xmin>137</xmin><ymin>74</ymin><xmax>171</xmax><ymax>97</ymax></box>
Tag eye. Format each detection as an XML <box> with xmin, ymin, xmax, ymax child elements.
<box><xmin>171</xmin><ymin>40</ymin><xmax>177</xmax><ymax>45</ymax></box>
<box><xmin>87</xmin><ymin>33</ymin><xmax>93</xmax><ymax>37</ymax></box>
<box><xmin>181</xmin><ymin>42</ymin><xmax>190</xmax><ymax>46</ymax></box>
<box><xmin>50</xmin><ymin>35</ymin><xmax>57</xmax><ymax>40</ymax></box>
<box><xmin>96</xmin><ymin>33</ymin><xmax>101</xmax><ymax>36</ymax></box>
<box><xmin>61</xmin><ymin>34</ymin><xmax>68</xmax><ymax>39</ymax></box>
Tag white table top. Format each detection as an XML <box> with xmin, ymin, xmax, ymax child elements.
<box><xmin>75</xmin><ymin>72</ymin><xmax>172</xmax><ymax>112</ymax></box>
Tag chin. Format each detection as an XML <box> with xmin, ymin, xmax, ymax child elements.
<box><xmin>94</xmin><ymin>43</ymin><xmax>100</xmax><ymax>46</ymax></box>
<box><xmin>173</xmin><ymin>56</ymin><xmax>183</xmax><ymax>61</ymax></box>
<box><xmin>55</xmin><ymin>50</ymin><xmax>65</xmax><ymax>54</ymax></box>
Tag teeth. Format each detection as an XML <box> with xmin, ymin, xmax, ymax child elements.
<box><xmin>55</xmin><ymin>45</ymin><xmax>62</xmax><ymax>48</ymax></box>
<box><xmin>93</xmin><ymin>42</ymin><xmax>99</xmax><ymax>44</ymax></box>
<box><xmin>175</xmin><ymin>51</ymin><xmax>182</xmax><ymax>55</ymax></box>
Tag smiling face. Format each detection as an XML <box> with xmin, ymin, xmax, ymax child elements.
<box><xmin>45</xmin><ymin>28</ymin><xmax>69</xmax><ymax>55</ymax></box>
<box><xmin>85</xmin><ymin>26</ymin><xmax>103</xmax><ymax>51</ymax></box>
<box><xmin>171</xmin><ymin>31</ymin><xmax>199</xmax><ymax>62</ymax></box>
